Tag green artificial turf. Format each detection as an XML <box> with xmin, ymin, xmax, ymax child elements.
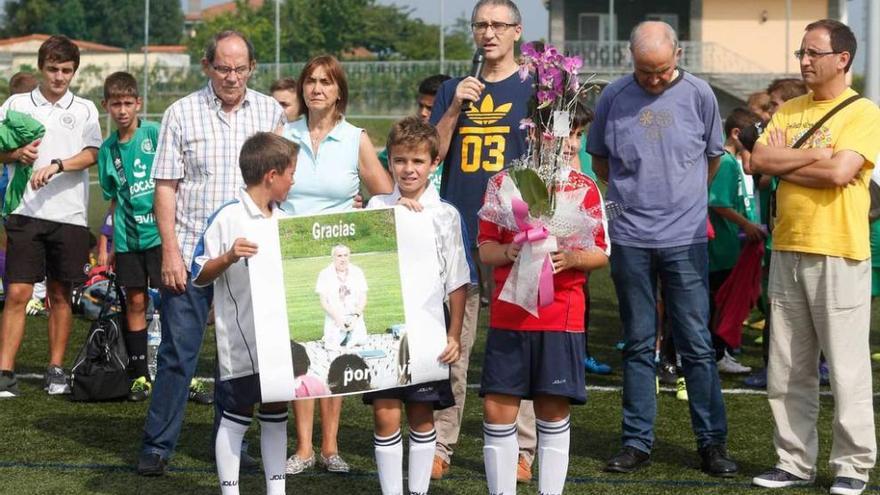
<box><xmin>2</xmin><ymin>267</ymin><xmax>879</xmax><ymax>494</ymax></box>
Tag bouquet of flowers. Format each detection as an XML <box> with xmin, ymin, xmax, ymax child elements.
<box><xmin>477</xmin><ymin>42</ymin><xmax>604</xmax><ymax>316</ymax></box>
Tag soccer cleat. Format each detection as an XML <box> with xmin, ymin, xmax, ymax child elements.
<box><xmin>657</xmin><ymin>361</ymin><xmax>677</xmax><ymax>386</ymax></box>
<box><xmin>44</xmin><ymin>365</ymin><xmax>70</xmax><ymax>395</ymax></box>
<box><xmin>717</xmin><ymin>350</ymin><xmax>752</xmax><ymax>374</ymax></box>
<box><xmin>187</xmin><ymin>378</ymin><xmax>213</xmax><ymax>405</ymax></box>
<box><xmin>128</xmin><ymin>376</ymin><xmax>152</xmax><ymax>402</ymax></box>
<box><xmin>0</xmin><ymin>371</ymin><xmax>20</xmax><ymax>398</ymax></box>
<box><xmin>675</xmin><ymin>377</ymin><xmax>688</xmax><ymax>401</ymax></box>
<box><xmin>584</xmin><ymin>356</ymin><xmax>612</xmax><ymax>375</ymax></box>
<box><xmin>752</xmin><ymin>468</ymin><xmax>814</xmax><ymax>488</ymax></box>
<box><xmin>25</xmin><ymin>298</ymin><xmax>47</xmax><ymax>316</ymax></box>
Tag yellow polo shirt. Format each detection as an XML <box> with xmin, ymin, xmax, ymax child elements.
<box><xmin>760</xmin><ymin>88</ymin><xmax>880</xmax><ymax>260</ymax></box>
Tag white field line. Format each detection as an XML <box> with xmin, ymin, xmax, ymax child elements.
<box><xmin>18</xmin><ymin>373</ymin><xmax>874</xmax><ymax>397</ymax></box>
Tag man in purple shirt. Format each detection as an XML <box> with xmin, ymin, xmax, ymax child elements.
<box><xmin>587</xmin><ymin>21</ymin><xmax>736</xmax><ymax>477</ymax></box>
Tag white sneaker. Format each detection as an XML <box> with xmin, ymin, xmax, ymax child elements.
<box><xmin>717</xmin><ymin>351</ymin><xmax>752</xmax><ymax>374</ymax></box>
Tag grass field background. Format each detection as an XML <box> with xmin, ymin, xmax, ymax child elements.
<box><xmin>283</xmin><ymin>252</ymin><xmax>405</xmax><ymax>342</ymax></box>
<box><xmin>2</xmin><ymin>264</ymin><xmax>880</xmax><ymax>494</ymax></box>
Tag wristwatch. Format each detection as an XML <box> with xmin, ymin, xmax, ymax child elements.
<box><xmin>51</xmin><ymin>158</ymin><xmax>64</xmax><ymax>172</ymax></box>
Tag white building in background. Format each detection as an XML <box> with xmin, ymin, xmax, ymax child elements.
<box><xmin>0</xmin><ymin>34</ymin><xmax>190</xmax><ymax>90</ymax></box>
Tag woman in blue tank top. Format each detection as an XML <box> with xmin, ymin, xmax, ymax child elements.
<box><xmin>281</xmin><ymin>54</ymin><xmax>392</xmax><ymax>476</ymax></box>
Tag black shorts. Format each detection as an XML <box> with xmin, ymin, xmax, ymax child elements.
<box><xmin>115</xmin><ymin>246</ymin><xmax>162</xmax><ymax>289</ymax></box>
<box><xmin>362</xmin><ymin>379</ymin><xmax>454</xmax><ymax>410</ymax></box>
<box><xmin>479</xmin><ymin>328</ymin><xmax>587</xmax><ymax>405</ymax></box>
<box><xmin>4</xmin><ymin>214</ymin><xmax>89</xmax><ymax>284</ymax></box>
<box><xmin>216</xmin><ymin>373</ymin><xmax>262</xmax><ymax>413</ymax></box>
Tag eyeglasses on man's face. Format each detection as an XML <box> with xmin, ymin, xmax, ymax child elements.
<box><xmin>793</xmin><ymin>49</ymin><xmax>841</xmax><ymax>61</ymax></box>
<box><xmin>471</xmin><ymin>21</ymin><xmax>519</xmax><ymax>34</ymax></box>
<box><xmin>212</xmin><ymin>65</ymin><xmax>252</xmax><ymax>77</ymax></box>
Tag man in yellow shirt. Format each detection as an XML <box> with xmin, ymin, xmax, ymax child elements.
<box><xmin>750</xmin><ymin>19</ymin><xmax>880</xmax><ymax>495</ymax></box>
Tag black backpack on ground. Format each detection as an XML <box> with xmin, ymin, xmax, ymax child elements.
<box><xmin>70</xmin><ymin>273</ymin><xmax>130</xmax><ymax>402</ymax></box>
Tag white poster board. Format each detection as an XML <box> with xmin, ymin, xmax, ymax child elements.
<box><xmin>248</xmin><ymin>207</ymin><xmax>448</xmax><ymax>401</ymax></box>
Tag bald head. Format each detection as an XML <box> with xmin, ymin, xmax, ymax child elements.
<box><xmin>629</xmin><ymin>21</ymin><xmax>678</xmax><ymax>56</ymax></box>
<box><xmin>629</xmin><ymin>21</ymin><xmax>681</xmax><ymax>95</ymax></box>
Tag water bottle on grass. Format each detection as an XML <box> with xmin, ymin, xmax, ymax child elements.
<box><xmin>147</xmin><ymin>312</ymin><xmax>161</xmax><ymax>381</ymax></box>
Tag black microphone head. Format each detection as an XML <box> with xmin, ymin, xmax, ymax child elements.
<box><xmin>473</xmin><ymin>47</ymin><xmax>485</xmax><ymax>63</ymax></box>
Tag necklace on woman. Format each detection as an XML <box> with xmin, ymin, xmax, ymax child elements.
<box><xmin>309</xmin><ymin>127</ymin><xmax>330</xmax><ymax>151</ymax></box>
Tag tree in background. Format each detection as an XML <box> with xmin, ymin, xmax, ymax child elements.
<box><xmin>2</xmin><ymin>0</ymin><xmax>89</xmax><ymax>40</ymax></box>
<box><xmin>186</xmin><ymin>0</ymin><xmax>473</xmax><ymax>62</ymax></box>
<box><xmin>1</xmin><ymin>0</ymin><xmax>183</xmax><ymax>47</ymax></box>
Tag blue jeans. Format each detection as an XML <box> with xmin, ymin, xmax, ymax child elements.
<box><xmin>141</xmin><ymin>276</ymin><xmax>213</xmax><ymax>459</ymax></box>
<box><xmin>610</xmin><ymin>243</ymin><xmax>727</xmax><ymax>453</ymax></box>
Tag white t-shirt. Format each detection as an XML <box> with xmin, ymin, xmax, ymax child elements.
<box><xmin>0</xmin><ymin>88</ymin><xmax>102</xmax><ymax>226</ymax></box>
<box><xmin>192</xmin><ymin>188</ymin><xmax>286</xmax><ymax>380</ymax></box>
<box><xmin>366</xmin><ymin>185</ymin><xmax>474</xmax><ymax>300</ymax></box>
<box><xmin>315</xmin><ymin>262</ymin><xmax>368</xmax><ymax>334</ymax></box>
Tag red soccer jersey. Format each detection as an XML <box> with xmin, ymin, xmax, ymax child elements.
<box><xmin>478</xmin><ymin>169</ymin><xmax>610</xmax><ymax>332</ymax></box>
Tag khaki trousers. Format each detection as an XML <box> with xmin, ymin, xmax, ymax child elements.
<box><xmin>434</xmin><ymin>275</ymin><xmax>537</xmax><ymax>464</ymax></box>
<box><xmin>767</xmin><ymin>250</ymin><xmax>876</xmax><ymax>481</ymax></box>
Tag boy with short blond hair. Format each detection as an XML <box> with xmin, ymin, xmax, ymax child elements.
<box><xmin>193</xmin><ymin>132</ymin><xmax>299</xmax><ymax>495</ymax></box>
<box><xmin>97</xmin><ymin>71</ymin><xmax>161</xmax><ymax>401</ymax></box>
<box><xmin>364</xmin><ymin>116</ymin><xmax>473</xmax><ymax>495</ymax></box>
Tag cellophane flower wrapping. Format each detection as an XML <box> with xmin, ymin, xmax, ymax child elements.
<box><xmin>476</xmin><ymin>42</ymin><xmax>604</xmax><ymax>316</ymax></box>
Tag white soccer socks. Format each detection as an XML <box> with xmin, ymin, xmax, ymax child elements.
<box><xmin>536</xmin><ymin>416</ymin><xmax>571</xmax><ymax>495</ymax></box>
<box><xmin>483</xmin><ymin>422</ymin><xmax>518</xmax><ymax>495</ymax></box>
<box><xmin>216</xmin><ymin>412</ymin><xmax>251</xmax><ymax>495</ymax></box>
<box><xmin>375</xmin><ymin>430</ymin><xmax>404</xmax><ymax>494</ymax></box>
<box><xmin>257</xmin><ymin>410</ymin><xmax>289</xmax><ymax>495</ymax></box>
<box><xmin>374</xmin><ymin>427</ymin><xmax>439</xmax><ymax>495</ymax></box>
<box><xmin>408</xmin><ymin>428</ymin><xmax>437</xmax><ymax>495</ymax></box>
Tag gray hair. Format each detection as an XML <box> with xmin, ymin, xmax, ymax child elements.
<box><xmin>629</xmin><ymin>21</ymin><xmax>679</xmax><ymax>55</ymax></box>
<box><xmin>331</xmin><ymin>244</ymin><xmax>351</xmax><ymax>257</ymax></box>
<box><xmin>471</xmin><ymin>0</ymin><xmax>522</xmax><ymax>25</ymax></box>
<box><xmin>204</xmin><ymin>30</ymin><xmax>255</xmax><ymax>64</ymax></box>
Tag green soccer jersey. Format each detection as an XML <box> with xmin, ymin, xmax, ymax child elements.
<box><xmin>97</xmin><ymin>120</ymin><xmax>160</xmax><ymax>253</ymax></box>
<box><xmin>708</xmin><ymin>152</ymin><xmax>756</xmax><ymax>272</ymax></box>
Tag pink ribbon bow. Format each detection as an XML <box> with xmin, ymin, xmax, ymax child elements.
<box><xmin>510</xmin><ymin>198</ymin><xmax>555</xmax><ymax>309</ymax></box>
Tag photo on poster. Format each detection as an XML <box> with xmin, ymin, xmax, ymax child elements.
<box><xmin>279</xmin><ymin>208</ymin><xmax>413</xmax><ymax>397</ymax></box>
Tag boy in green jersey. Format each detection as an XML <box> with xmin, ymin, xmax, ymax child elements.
<box><xmin>707</xmin><ymin>108</ymin><xmax>765</xmax><ymax>372</ymax></box>
<box><xmin>97</xmin><ymin>72</ymin><xmax>161</xmax><ymax>401</ymax></box>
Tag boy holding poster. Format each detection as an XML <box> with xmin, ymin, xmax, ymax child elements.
<box><xmin>363</xmin><ymin>116</ymin><xmax>473</xmax><ymax>495</ymax></box>
<box><xmin>192</xmin><ymin>132</ymin><xmax>299</xmax><ymax>495</ymax></box>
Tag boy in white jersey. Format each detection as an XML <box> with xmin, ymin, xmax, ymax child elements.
<box><xmin>363</xmin><ymin>116</ymin><xmax>474</xmax><ymax>495</ymax></box>
<box><xmin>192</xmin><ymin>132</ymin><xmax>299</xmax><ymax>495</ymax></box>
<box><xmin>0</xmin><ymin>35</ymin><xmax>103</xmax><ymax>398</ymax></box>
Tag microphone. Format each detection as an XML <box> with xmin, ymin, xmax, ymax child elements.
<box><xmin>466</xmin><ymin>48</ymin><xmax>485</xmax><ymax>110</ymax></box>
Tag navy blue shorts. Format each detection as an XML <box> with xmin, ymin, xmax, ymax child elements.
<box><xmin>216</xmin><ymin>373</ymin><xmax>263</xmax><ymax>413</ymax></box>
<box><xmin>480</xmin><ymin>328</ymin><xmax>587</xmax><ymax>405</ymax></box>
<box><xmin>362</xmin><ymin>379</ymin><xmax>454</xmax><ymax>410</ymax></box>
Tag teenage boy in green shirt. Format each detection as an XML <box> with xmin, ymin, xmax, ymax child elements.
<box><xmin>97</xmin><ymin>72</ymin><xmax>161</xmax><ymax>401</ymax></box>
